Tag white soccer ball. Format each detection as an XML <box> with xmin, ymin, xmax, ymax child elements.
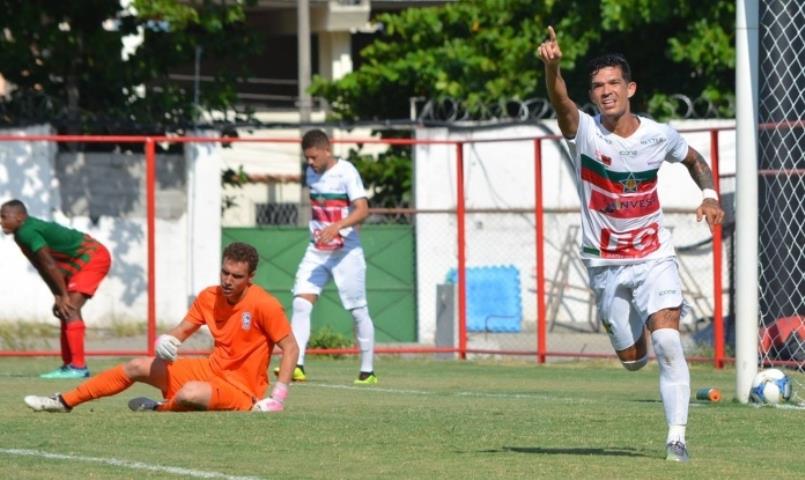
<box><xmin>750</xmin><ymin>368</ymin><xmax>793</xmax><ymax>405</ymax></box>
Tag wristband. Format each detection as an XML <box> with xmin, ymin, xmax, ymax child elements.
<box><xmin>271</xmin><ymin>382</ymin><xmax>289</xmax><ymax>403</ymax></box>
<box><xmin>702</xmin><ymin>188</ymin><xmax>718</xmax><ymax>201</ymax></box>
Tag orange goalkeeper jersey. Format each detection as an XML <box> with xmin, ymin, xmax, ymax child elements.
<box><xmin>185</xmin><ymin>284</ymin><xmax>291</xmax><ymax>399</ymax></box>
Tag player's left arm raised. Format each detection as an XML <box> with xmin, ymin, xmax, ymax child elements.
<box><xmin>680</xmin><ymin>147</ymin><xmax>725</xmax><ymax>231</ymax></box>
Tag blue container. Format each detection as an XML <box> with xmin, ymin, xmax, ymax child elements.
<box><xmin>446</xmin><ymin>265</ymin><xmax>522</xmax><ymax>332</ymax></box>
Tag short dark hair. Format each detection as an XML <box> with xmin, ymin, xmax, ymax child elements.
<box><xmin>301</xmin><ymin>129</ymin><xmax>330</xmax><ymax>150</ymax></box>
<box><xmin>587</xmin><ymin>53</ymin><xmax>632</xmax><ymax>83</ymax></box>
<box><xmin>222</xmin><ymin>242</ymin><xmax>259</xmax><ymax>273</ymax></box>
<box><xmin>1</xmin><ymin>199</ymin><xmax>27</xmax><ymax>213</ymax></box>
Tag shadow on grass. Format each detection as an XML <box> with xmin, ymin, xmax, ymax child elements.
<box><xmin>474</xmin><ymin>446</ymin><xmax>652</xmax><ymax>458</ymax></box>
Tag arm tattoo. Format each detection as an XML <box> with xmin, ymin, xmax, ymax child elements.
<box><xmin>684</xmin><ymin>150</ymin><xmax>715</xmax><ymax>190</ymax></box>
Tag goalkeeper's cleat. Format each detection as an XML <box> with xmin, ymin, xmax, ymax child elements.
<box><xmin>128</xmin><ymin>397</ymin><xmax>161</xmax><ymax>412</ymax></box>
<box><xmin>273</xmin><ymin>365</ymin><xmax>306</xmax><ymax>382</ymax></box>
<box><xmin>354</xmin><ymin>371</ymin><xmax>378</xmax><ymax>385</ymax></box>
<box><xmin>40</xmin><ymin>365</ymin><xmax>91</xmax><ymax>379</ymax></box>
<box><xmin>24</xmin><ymin>394</ymin><xmax>71</xmax><ymax>413</ymax></box>
<box><xmin>665</xmin><ymin>441</ymin><xmax>690</xmax><ymax>463</ymax></box>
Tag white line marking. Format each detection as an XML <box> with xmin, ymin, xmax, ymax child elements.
<box><xmin>0</xmin><ymin>448</ymin><xmax>264</xmax><ymax>480</ymax></box>
<box><xmin>751</xmin><ymin>402</ymin><xmax>805</xmax><ymax>410</ymax></box>
<box><xmin>297</xmin><ymin>382</ymin><xmax>594</xmax><ymax>403</ymax></box>
<box><xmin>298</xmin><ymin>383</ymin><xmax>721</xmax><ymax>406</ymax></box>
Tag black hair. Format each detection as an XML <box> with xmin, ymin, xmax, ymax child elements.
<box><xmin>301</xmin><ymin>129</ymin><xmax>330</xmax><ymax>150</ymax></box>
<box><xmin>1</xmin><ymin>199</ymin><xmax>27</xmax><ymax>213</ymax></box>
<box><xmin>222</xmin><ymin>242</ymin><xmax>259</xmax><ymax>273</ymax></box>
<box><xmin>587</xmin><ymin>53</ymin><xmax>632</xmax><ymax>83</ymax></box>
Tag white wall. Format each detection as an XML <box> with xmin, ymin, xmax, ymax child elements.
<box><xmin>219</xmin><ymin>123</ymin><xmax>389</xmax><ymax>227</ymax></box>
<box><xmin>0</xmin><ymin>126</ymin><xmax>221</xmax><ymax>325</ymax></box>
<box><xmin>414</xmin><ymin>120</ymin><xmax>736</xmax><ymax>343</ymax></box>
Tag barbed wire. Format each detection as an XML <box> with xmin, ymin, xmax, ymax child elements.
<box><xmin>1</xmin><ymin>90</ymin><xmax>734</xmax><ymax>132</ymax></box>
<box><xmin>412</xmin><ymin>95</ymin><xmax>735</xmax><ymax>123</ymax></box>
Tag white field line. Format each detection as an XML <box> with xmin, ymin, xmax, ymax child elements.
<box><xmin>0</xmin><ymin>448</ymin><xmax>264</xmax><ymax>480</ymax></box>
<box><xmin>297</xmin><ymin>382</ymin><xmax>596</xmax><ymax>403</ymax></box>
<box><xmin>297</xmin><ymin>382</ymin><xmax>715</xmax><ymax>407</ymax></box>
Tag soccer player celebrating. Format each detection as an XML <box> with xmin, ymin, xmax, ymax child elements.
<box><xmin>537</xmin><ymin>27</ymin><xmax>725</xmax><ymax>462</ymax></box>
<box><xmin>24</xmin><ymin>242</ymin><xmax>299</xmax><ymax>413</ymax></box>
<box><xmin>282</xmin><ymin>129</ymin><xmax>378</xmax><ymax>385</ymax></box>
<box><xmin>1</xmin><ymin>199</ymin><xmax>111</xmax><ymax>379</ymax></box>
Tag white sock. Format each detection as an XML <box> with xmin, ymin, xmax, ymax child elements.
<box><xmin>291</xmin><ymin>297</ymin><xmax>313</xmax><ymax>366</ymax></box>
<box><xmin>651</xmin><ymin>328</ymin><xmax>690</xmax><ymax>445</ymax></box>
<box><xmin>351</xmin><ymin>306</ymin><xmax>375</xmax><ymax>373</ymax></box>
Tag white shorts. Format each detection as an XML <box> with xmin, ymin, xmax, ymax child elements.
<box><xmin>586</xmin><ymin>257</ymin><xmax>690</xmax><ymax>351</ymax></box>
<box><xmin>292</xmin><ymin>244</ymin><xmax>368</xmax><ymax>310</ymax></box>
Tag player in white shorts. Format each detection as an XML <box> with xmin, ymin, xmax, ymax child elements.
<box><xmin>538</xmin><ymin>26</ymin><xmax>724</xmax><ymax>462</ymax></box>
<box><xmin>281</xmin><ymin>129</ymin><xmax>377</xmax><ymax>385</ymax></box>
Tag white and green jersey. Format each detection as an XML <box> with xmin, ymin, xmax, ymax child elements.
<box><xmin>305</xmin><ymin>159</ymin><xmax>367</xmax><ymax>251</ymax></box>
<box><xmin>567</xmin><ymin>110</ymin><xmax>689</xmax><ymax>266</ymax></box>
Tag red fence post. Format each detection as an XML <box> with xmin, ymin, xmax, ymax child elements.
<box><xmin>456</xmin><ymin>142</ymin><xmax>467</xmax><ymax>360</ymax></box>
<box><xmin>145</xmin><ymin>138</ymin><xmax>157</xmax><ymax>356</ymax></box>
<box><xmin>534</xmin><ymin>139</ymin><xmax>547</xmax><ymax>364</ymax></box>
<box><xmin>710</xmin><ymin>130</ymin><xmax>725</xmax><ymax>368</ymax></box>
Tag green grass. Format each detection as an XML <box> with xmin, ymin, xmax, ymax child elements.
<box><xmin>0</xmin><ymin>357</ymin><xmax>802</xmax><ymax>480</ymax></box>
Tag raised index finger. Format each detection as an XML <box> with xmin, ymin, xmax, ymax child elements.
<box><xmin>547</xmin><ymin>26</ymin><xmax>557</xmax><ymax>42</ymax></box>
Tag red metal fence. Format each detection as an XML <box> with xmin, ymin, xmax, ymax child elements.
<box><xmin>0</xmin><ymin>129</ymin><xmax>732</xmax><ymax>365</ymax></box>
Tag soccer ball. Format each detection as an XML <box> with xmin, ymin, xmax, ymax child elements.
<box><xmin>750</xmin><ymin>368</ymin><xmax>793</xmax><ymax>405</ymax></box>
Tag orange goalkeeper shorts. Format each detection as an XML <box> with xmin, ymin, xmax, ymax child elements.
<box><xmin>163</xmin><ymin>358</ymin><xmax>255</xmax><ymax>411</ymax></box>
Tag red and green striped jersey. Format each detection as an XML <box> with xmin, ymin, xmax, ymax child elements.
<box><xmin>305</xmin><ymin>159</ymin><xmax>367</xmax><ymax>251</ymax></box>
<box><xmin>13</xmin><ymin>216</ymin><xmax>100</xmax><ymax>275</ymax></box>
<box><xmin>568</xmin><ymin>110</ymin><xmax>689</xmax><ymax>265</ymax></box>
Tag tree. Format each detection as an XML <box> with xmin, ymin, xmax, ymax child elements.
<box><xmin>0</xmin><ymin>0</ymin><xmax>260</xmax><ymax>134</ymax></box>
<box><xmin>314</xmin><ymin>0</ymin><xmax>734</xmax><ymax>121</ymax></box>
<box><xmin>310</xmin><ymin>0</ymin><xmax>735</xmax><ymax>209</ymax></box>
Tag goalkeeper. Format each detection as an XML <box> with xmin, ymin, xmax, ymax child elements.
<box><xmin>24</xmin><ymin>242</ymin><xmax>299</xmax><ymax>413</ymax></box>
<box><xmin>537</xmin><ymin>26</ymin><xmax>724</xmax><ymax>462</ymax></box>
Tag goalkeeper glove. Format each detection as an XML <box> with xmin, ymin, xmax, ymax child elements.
<box><xmin>155</xmin><ymin>334</ymin><xmax>181</xmax><ymax>362</ymax></box>
<box><xmin>252</xmin><ymin>382</ymin><xmax>288</xmax><ymax>412</ymax></box>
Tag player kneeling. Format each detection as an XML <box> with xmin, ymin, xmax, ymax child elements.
<box><xmin>24</xmin><ymin>242</ymin><xmax>299</xmax><ymax>414</ymax></box>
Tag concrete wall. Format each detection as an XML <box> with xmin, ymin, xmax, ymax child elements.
<box><xmin>0</xmin><ymin>126</ymin><xmax>221</xmax><ymax>325</ymax></box>
<box><xmin>413</xmin><ymin>120</ymin><xmax>736</xmax><ymax>343</ymax></box>
<box><xmin>0</xmin><ymin>121</ymin><xmax>734</xmax><ymax>343</ymax></box>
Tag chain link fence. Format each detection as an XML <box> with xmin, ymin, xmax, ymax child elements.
<box><xmin>757</xmin><ymin>0</ymin><xmax>805</xmax><ymax>393</ymax></box>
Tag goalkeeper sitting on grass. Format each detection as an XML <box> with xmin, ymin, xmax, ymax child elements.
<box><xmin>24</xmin><ymin>242</ymin><xmax>299</xmax><ymax>413</ymax></box>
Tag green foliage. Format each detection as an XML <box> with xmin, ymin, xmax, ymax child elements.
<box><xmin>307</xmin><ymin>325</ymin><xmax>352</xmax><ymax>358</ymax></box>
<box><xmin>346</xmin><ymin>138</ymin><xmax>413</xmax><ymax>209</ymax></box>
<box><xmin>312</xmin><ymin>0</ymin><xmax>735</xmax><ymax>121</ymax></box>
<box><xmin>311</xmin><ymin>0</ymin><xmax>556</xmax><ymax>122</ymax></box>
<box><xmin>0</xmin><ymin>0</ymin><xmax>259</xmax><ymax>132</ymax></box>
<box><xmin>221</xmin><ymin>164</ymin><xmax>248</xmax><ymax>212</ymax></box>
<box><xmin>312</xmin><ymin>0</ymin><xmax>735</xmax><ymax>196</ymax></box>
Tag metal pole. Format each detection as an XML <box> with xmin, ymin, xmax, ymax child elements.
<box><xmin>456</xmin><ymin>143</ymin><xmax>467</xmax><ymax>360</ymax></box>
<box><xmin>145</xmin><ymin>138</ymin><xmax>157</xmax><ymax>356</ymax></box>
<box><xmin>735</xmin><ymin>0</ymin><xmax>759</xmax><ymax>403</ymax></box>
<box><xmin>534</xmin><ymin>139</ymin><xmax>546</xmax><ymax>364</ymax></box>
<box><xmin>297</xmin><ymin>0</ymin><xmax>312</xmax><ymax>125</ymax></box>
<box><xmin>297</xmin><ymin>0</ymin><xmax>312</xmax><ymax>227</ymax></box>
<box><xmin>710</xmin><ymin>130</ymin><xmax>725</xmax><ymax>368</ymax></box>
<box><xmin>193</xmin><ymin>45</ymin><xmax>202</xmax><ymax>127</ymax></box>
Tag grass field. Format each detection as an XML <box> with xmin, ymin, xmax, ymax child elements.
<box><xmin>0</xmin><ymin>356</ymin><xmax>802</xmax><ymax>480</ymax></box>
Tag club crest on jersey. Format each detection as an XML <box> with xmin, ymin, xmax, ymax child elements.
<box><xmin>241</xmin><ymin>312</ymin><xmax>252</xmax><ymax>331</ymax></box>
<box><xmin>619</xmin><ymin>174</ymin><xmax>640</xmax><ymax>193</ymax></box>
